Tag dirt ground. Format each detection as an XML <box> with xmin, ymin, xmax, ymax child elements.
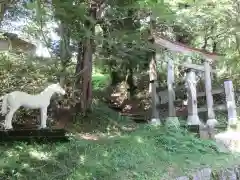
<box><xmin>104</xmin><ymin>80</ymin><xmax>190</xmax><ymax>121</ymax></box>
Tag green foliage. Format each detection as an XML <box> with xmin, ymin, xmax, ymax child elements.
<box><xmin>0</xmin><ymin>53</ymin><xmax>58</xmax><ymax>95</ymax></box>
<box><xmin>92</xmin><ymin>74</ymin><xmax>110</xmax><ymax>91</ymax></box>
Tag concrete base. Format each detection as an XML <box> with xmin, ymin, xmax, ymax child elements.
<box><xmin>150</xmin><ymin>118</ymin><xmax>161</xmax><ymax>126</ymax></box>
<box><xmin>206</xmin><ymin>118</ymin><xmax>218</xmax><ymax>128</ymax></box>
<box><xmin>215</xmin><ymin>130</ymin><xmax>240</xmax><ymax>153</ymax></box>
<box><xmin>187</xmin><ymin>115</ymin><xmax>201</xmax><ymax>125</ymax></box>
<box><xmin>228</xmin><ymin>117</ymin><xmax>238</xmax><ymax>126</ymax></box>
<box><xmin>227</xmin><ymin>118</ymin><xmax>238</xmax><ymax>130</ymax></box>
<box><xmin>165</xmin><ymin>117</ymin><xmax>180</xmax><ymax>128</ymax></box>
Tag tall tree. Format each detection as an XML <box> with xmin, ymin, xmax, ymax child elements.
<box><xmin>75</xmin><ymin>1</ymin><xmax>98</xmax><ymax>114</ymax></box>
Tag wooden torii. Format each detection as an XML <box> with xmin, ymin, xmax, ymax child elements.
<box><xmin>150</xmin><ymin>33</ymin><xmax>238</xmax><ymax>130</ymax></box>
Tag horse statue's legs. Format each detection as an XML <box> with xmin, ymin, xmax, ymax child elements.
<box><xmin>40</xmin><ymin>107</ymin><xmax>48</xmax><ymax>128</ymax></box>
<box><xmin>5</xmin><ymin>107</ymin><xmax>18</xmax><ymax>129</ymax></box>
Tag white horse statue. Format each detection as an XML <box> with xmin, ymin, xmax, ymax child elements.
<box><xmin>0</xmin><ymin>83</ymin><xmax>66</xmax><ymax>130</ymax></box>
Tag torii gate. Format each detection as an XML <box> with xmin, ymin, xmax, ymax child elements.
<box><xmin>150</xmin><ymin>33</ymin><xmax>233</xmax><ymax>130</ymax></box>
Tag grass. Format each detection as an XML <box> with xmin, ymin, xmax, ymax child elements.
<box><xmin>0</xmin><ymin>103</ymin><xmax>239</xmax><ymax>180</ymax></box>
<box><xmin>92</xmin><ymin>73</ymin><xmax>110</xmax><ymax>91</ymax></box>
<box><xmin>0</xmin><ymin>129</ymin><xmax>238</xmax><ymax>180</ymax></box>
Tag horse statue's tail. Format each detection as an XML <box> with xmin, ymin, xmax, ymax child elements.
<box><xmin>0</xmin><ymin>94</ymin><xmax>8</xmax><ymax>115</ymax></box>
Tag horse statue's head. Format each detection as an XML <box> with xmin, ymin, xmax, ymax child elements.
<box><xmin>47</xmin><ymin>83</ymin><xmax>66</xmax><ymax>95</ymax></box>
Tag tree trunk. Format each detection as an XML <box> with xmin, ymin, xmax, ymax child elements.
<box><xmin>59</xmin><ymin>20</ymin><xmax>71</xmax><ymax>86</ymax></box>
<box><xmin>102</xmin><ymin>22</ymin><xmax>122</xmax><ymax>85</ymax></box>
<box><xmin>75</xmin><ymin>2</ymin><xmax>96</xmax><ymax>115</ymax></box>
<box><xmin>110</xmin><ymin>70</ymin><xmax>121</xmax><ymax>85</ymax></box>
<box><xmin>49</xmin><ymin>19</ymin><xmax>71</xmax><ymax>118</ymax></box>
<box><xmin>126</xmin><ymin>67</ymin><xmax>136</xmax><ymax>98</ymax></box>
<box><xmin>0</xmin><ymin>0</ymin><xmax>13</xmax><ymax>27</ymax></box>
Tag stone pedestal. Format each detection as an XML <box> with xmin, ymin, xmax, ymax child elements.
<box><xmin>165</xmin><ymin>117</ymin><xmax>180</xmax><ymax>128</ymax></box>
<box><xmin>187</xmin><ymin>115</ymin><xmax>201</xmax><ymax>125</ymax></box>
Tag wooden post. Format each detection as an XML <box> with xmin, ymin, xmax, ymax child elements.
<box><xmin>167</xmin><ymin>57</ymin><xmax>175</xmax><ymax>116</ymax></box>
<box><xmin>204</xmin><ymin>60</ymin><xmax>217</xmax><ymax>126</ymax></box>
<box><xmin>148</xmin><ymin>16</ymin><xmax>161</xmax><ymax>125</ymax></box>
<box><xmin>204</xmin><ymin>60</ymin><xmax>217</xmax><ymax>138</ymax></box>
<box><xmin>183</xmin><ymin>56</ymin><xmax>201</xmax><ymax>125</ymax></box>
<box><xmin>185</xmin><ymin>69</ymin><xmax>201</xmax><ymax>125</ymax></box>
<box><xmin>165</xmin><ymin>56</ymin><xmax>179</xmax><ymax>127</ymax></box>
<box><xmin>224</xmin><ymin>80</ymin><xmax>238</xmax><ymax>129</ymax></box>
<box><xmin>149</xmin><ymin>56</ymin><xmax>161</xmax><ymax>125</ymax></box>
